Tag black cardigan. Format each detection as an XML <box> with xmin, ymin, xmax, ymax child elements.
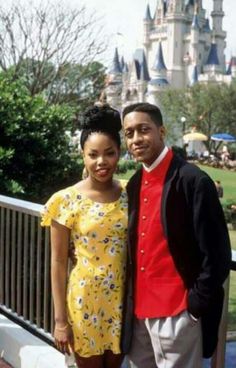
<box><xmin>122</xmin><ymin>154</ymin><xmax>231</xmax><ymax>358</ymax></box>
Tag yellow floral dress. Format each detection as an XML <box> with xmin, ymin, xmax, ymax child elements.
<box><xmin>41</xmin><ymin>181</ymin><xmax>128</xmax><ymax>357</ymax></box>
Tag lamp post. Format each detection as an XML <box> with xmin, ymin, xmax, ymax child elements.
<box><xmin>180</xmin><ymin>116</ymin><xmax>186</xmax><ymax>134</ymax></box>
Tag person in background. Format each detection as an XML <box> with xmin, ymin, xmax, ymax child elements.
<box><xmin>214</xmin><ymin>180</ymin><xmax>224</xmax><ymax>198</ymax></box>
<box><xmin>41</xmin><ymin>104</ymin><xmax>128</xmax><ymax>368</ymax></box>
<box><xmin>121</xmin><ymin>102</ymin><xmax>231</xmax><ymax>368</ymax></box>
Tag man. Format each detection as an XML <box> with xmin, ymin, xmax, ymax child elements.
<box><xmin>121</xmin><ymin>103</ymin><xmax>231</xmax><ymax>368</ymax></box>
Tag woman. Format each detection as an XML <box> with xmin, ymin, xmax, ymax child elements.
<box><xmin>41</xmin><ymin>104</ymin><xmax>128</xmax><ymax>368</ymax></box>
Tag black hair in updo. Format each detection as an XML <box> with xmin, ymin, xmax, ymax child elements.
<box><xmin>80</xmin><ymin>104</ymin><xmax>122</xmax><ymax>149</ymax></box>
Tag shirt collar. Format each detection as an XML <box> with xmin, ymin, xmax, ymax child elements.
<box><xmin>143</xmin><ymin>146</ymin><xmax>169</xmax><ymax>172</ymax></box>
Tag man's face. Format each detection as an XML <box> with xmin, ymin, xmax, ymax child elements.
<box><xmin>123</xmin><ymin>111</ymin><xmax>165</xmax><ymax>166</ymax></box>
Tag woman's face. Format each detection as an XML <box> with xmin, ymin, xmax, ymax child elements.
<box><xmin>82</xmin><ymin>132</ymin><xmax>120</xmax><ymax>183</ymax></box>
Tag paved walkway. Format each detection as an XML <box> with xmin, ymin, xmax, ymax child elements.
<box><xmin>1</xmin><ymin>341</ymin><xmax>235</xmax><ymax>368</ymax></box>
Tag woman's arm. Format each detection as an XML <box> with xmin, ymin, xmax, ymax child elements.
<box><xmin>50</xmin><ymin>219</ymin><xmax>73</xmax><ymax>353</ymax></box>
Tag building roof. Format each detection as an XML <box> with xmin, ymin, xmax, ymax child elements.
<box><xmin>191</xmin><ymin>65</ymin><xmax>198</xmax><ymax>85</ymax></box>
<box><xmin>226</xmin><ymin>57</ymin><xmax>236</xmax><ymax>75</ymax></box>
<box><xmin>109</xmin><ymin>48</ymin><xmax>122</xmax><ymax>74</ymax></box>
<box><xmin>149</xmin><ymin>77</ymin><xmax>169</xmax><ymax>86</ymax></box>
<box><xmin>133</xmin><ymin>49</ymin><xmax>150</xmax><ymax>81</ymax></box>
<box><xmin>144</xmin><ymin>4</ymin><xmax>152</xmax><ymax>21</ymax></box>
<box><xmin>185</xmin><ymin>0</ymin><xmax>195</xmax><ymax>6</ymax></box>
<box><xmin>206</xmin><ymin>43</ymin><xmax>220</xmax><ymax>65</ymax></box>
<box><xmin>152</xmin><ymin>42</ymin><xmax>167</xmax><ymax>71</ymax></box>
<box><xmin>192</xmin><ymin>14</ymin><xmax>200</xmax><ymax>30</ymax></box>
<box><xmin>203</xmin><ymin>18</ymin><xmax>211</xmax><ymax>33</ymax></box>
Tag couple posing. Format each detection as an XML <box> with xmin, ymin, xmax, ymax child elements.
<box><xmin>41</xmin><ymin>103</ymin><xmax>231</xmax><ymax>368</ymax></box>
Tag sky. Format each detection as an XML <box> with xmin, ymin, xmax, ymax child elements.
<box><xmin>81</xmin><ymin>0</ymin><xmax>236</xmax><ymax>66</ymax></box>
<box><xmin>7</xmin><ymin>0</ymin><xmax>236</xmax><ymax>66</ymax></box>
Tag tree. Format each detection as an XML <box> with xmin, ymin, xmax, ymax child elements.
<box><xmin>0</xmin><ymin>72</ymin><xmax>83</xmax><ymax>202</ymax></box>
<box><xmin>50</xmin><ymin>61</ymin><xmax>107</xmax><ymax>114</ymax></box>
<box><xmin>0</xmin><ymin>1</ymin><xmax>107</xmax><ymax>101</ymax></box>
<box><xmin>159</xmin><ymin>83</ymin><xmax>236</xmax><ymax>149</ymax></box>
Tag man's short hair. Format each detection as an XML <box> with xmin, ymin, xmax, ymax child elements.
<box><xmin>122</xmin><ymin>102</ymin><xmax>163</xmax><ymax>127</ymax></box>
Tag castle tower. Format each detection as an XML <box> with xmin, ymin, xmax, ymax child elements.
<box><xmin>147</xmin><ymin>42</ymin><xmax>169</xmax><ymax>106</ymax></box>
<box><xmin>106</xmin><ymin>0</ymin><xmax>235</xmax><ymax>109</ymax></box>
<box><xmin>105</xmin><ymin>48</ymin><xmax>123</xmax><ymax>110</ymax></box>
<box><xmin>165</xmin><ymin>0</ymin><xmax>185</xmax><ymax>88</ymax></box>
<box><xmin>211</xmin><ymin>0</ymin><xmax>226</xmax><ymax>69</ymax></box>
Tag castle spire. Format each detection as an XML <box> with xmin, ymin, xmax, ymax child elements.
<box><xmin>144</xmin><ymin>3</ymin><xmax>152</xmax><ymax>21</ymax></box>
<box><xmin>206</xmin><ymin>43</ymin><xmax>220</xmax><ymax>65</ymax></box>
<box><xmin>152</xmin><ymin>42</ymin><xmax>167</xmax><ymax>71</ymax></box>
<box><xmin>191</xmin><ymin>65</ymin><xmax>198</xmax><ymax>85</ymax></box>
<box><xmin>109</xmin><ymin>48</ymin><xmax>122</xmax><ymax>74</ymax></box>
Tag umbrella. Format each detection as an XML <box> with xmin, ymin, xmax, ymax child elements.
<box><xmin>210</xmin><ymin>133</ymin><xmax>236</xmax><ymax>142</ymax></box>
<box><xmin>183</xmin><ymin>132</ymin><xmax>208</xmax><ymax>143</ymax></box>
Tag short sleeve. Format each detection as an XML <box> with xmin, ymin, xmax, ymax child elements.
<box><xmin>41</xmin><ymin>189</ymin><xmax>76</xmax><ymax>229</ymax></box>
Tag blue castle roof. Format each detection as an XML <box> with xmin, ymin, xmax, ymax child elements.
<box><xmin>144</xmin><ymin>4</ymin><xmax>152</xmax><ymax>21</ymax></box>
<box><xmin>191</xmin><ymin>65</ymin><xmax>198</xmax><ymax>85</ymax></box>
<box><xmin>226</xmin><ymin>57</ymin><xmax>236</xmax><ymax>75</ymax></box>
<box><xmin>149</xmin><ymin>78</ymin><xmax>169</xmax><ymax>86</ymax></box>
<box><xmin>203</xmin><ymin>18</ymin><xmax>211</xmax><ymax>33</ymax></box>
<box><xmin>133</xmin><ymin>49</ymin><xmax>150</xmax><ymax>81</ymax></box>
<box><xmin>109</xmin><ymin>48</ymin><xmax>122</xmax><ymax>74</ymax></box>
<box><xmin>153</xmin><ymin>42</ymin><xmax>167</xmax><ymax>71</ymax></box>
<box><xmin>192</xmin><ymin>14</ymin><xmax>199</xmax><ymax>30</ymax></box>
<box><xmin>206</xmin><ymin>43</ymin><xmax>220</xmax><ymax>65</ymax></box>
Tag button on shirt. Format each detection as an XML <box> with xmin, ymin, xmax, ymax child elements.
<box><xmin>135</xmin><ymin>148</ymin><xmax>188</xmax><ymax>318</ymax></box>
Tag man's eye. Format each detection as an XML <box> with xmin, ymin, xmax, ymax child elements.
<box><xmin>107</xmin><ymin>151</ymin><xmax>115</xmax><ymax>156</ymax></box>
<box><xmin>125</xmin><ymin>131</ymin><xmax>133</xmax><ymax>138</ymax></box>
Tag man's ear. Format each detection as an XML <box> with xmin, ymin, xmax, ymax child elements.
<box><xmin>160</xmin><ymin>126</ymin><xmax>166</xmax><ymax>141</ymax></box>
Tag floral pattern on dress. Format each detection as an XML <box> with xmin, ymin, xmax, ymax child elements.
<box><xmin>41</xmin><ymin>181</ymin><xmax>128</xmax><ymax>357</ymax></box>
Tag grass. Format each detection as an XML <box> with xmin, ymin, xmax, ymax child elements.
<box><xmin>118</xmin><ymin>163</ymin><xmax>236</xmax><ymax>332</ymax></box>
<box><xmin>198</xmin><ymin>164</ymin><xmax>236</xmax><ymax>204</ymax></box>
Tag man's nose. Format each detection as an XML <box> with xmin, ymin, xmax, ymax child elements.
<box><xmin>132</xmin><ymin>130</ymin><xmax>143</xmax><ymax>143</ymax></box>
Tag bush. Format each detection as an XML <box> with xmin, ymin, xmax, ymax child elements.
<box><xmin>117</xmin><ymin>159</ymin><xmax>140</xmax><ymax>174</ymax></box>
<box><xmin>0</xmin><ymin>72</ymin><xmax>82</xmax><ymax>203</ymax></box>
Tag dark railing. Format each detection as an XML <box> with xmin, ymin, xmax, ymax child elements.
<box><xmin>0</xmin><ymin>195</ymin><xmax>54</xmax><ymax>346</ymax></box>
<box><xmin>0</xmin><ymin>194</ymin><xmax>235</xmax><ymax>366</ymax></box>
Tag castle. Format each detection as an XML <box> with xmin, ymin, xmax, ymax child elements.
<box><xmin>105</xmin><ymin>0</ymin><xmax>236</xmax><ymax>110</ymax></box>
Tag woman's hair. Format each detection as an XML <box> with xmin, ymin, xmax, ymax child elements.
<box><xmin>80</xmin><ymin>104</ymin><xmax>122</xmax><ymax>149</ymax></box>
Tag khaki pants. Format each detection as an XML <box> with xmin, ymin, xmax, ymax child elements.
<box><xmin>128</xmin><ymin>311</ymin><xmax>203</xmax><ymax>368</ymax></box>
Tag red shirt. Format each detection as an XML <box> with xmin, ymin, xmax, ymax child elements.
<box><xmin>135</xmin><ymin>149</ymin><xmax>188</xmax><ymax>318</ymax></box>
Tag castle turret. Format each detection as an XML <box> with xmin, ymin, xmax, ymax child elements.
<box><xmin>166</xmin><ymin>0</ymin><xmax>185</xmax><ymax>88</ymax></box>
<box><xmin>211</xmin><ymin>0</ymin><xmax>226</xmax><ymax>68</ymax></box>
<box><xmin>105</xmin><ymin>48</ymin><xmax>123</xmax><ymax>110</ymax></box>
<box><xmin>191</xmin><ymin>65</ymin><xmax>198</xmax><ymax>85</ymax></box>
<box><xmin>147</xmin><ymin>42</ymin><xmax>168</xmax><ymax>106</ymax></box>
<box><xmin>203</xmin><ymin>42</ymin><xmax>222</xmax><ymax>75</ymax></box>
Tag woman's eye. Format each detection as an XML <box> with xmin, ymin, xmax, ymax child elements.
<box><xmin>89</xmin><ymin>153</ymin><xmax>97</xmax><ymax>158</ymax></box>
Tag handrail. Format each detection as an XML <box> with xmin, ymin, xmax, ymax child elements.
<box><xmin>0</xmin><ymin>195</ymin><xmax>54</xmax><ymax>345</ymax></box>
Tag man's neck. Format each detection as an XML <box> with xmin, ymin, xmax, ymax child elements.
<box><xmin>143</xmin><ymin>146</ymin><xmax>169</xmax><ymax>172</ymax></box>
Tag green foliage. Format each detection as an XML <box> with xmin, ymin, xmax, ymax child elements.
<box><xmin>159</xmin><ymin>83</ymin><xmax>236</xmax><ymax>149</ymax></box>
<box><xmin>0</xmin><ymin>72</ymin><xmax>82</xmax><ymax>202</ymax></box>
<box><xmin>117</xmin><ymin>159</ymin><xmax>140</xmax><ymax>174</ymax></box>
